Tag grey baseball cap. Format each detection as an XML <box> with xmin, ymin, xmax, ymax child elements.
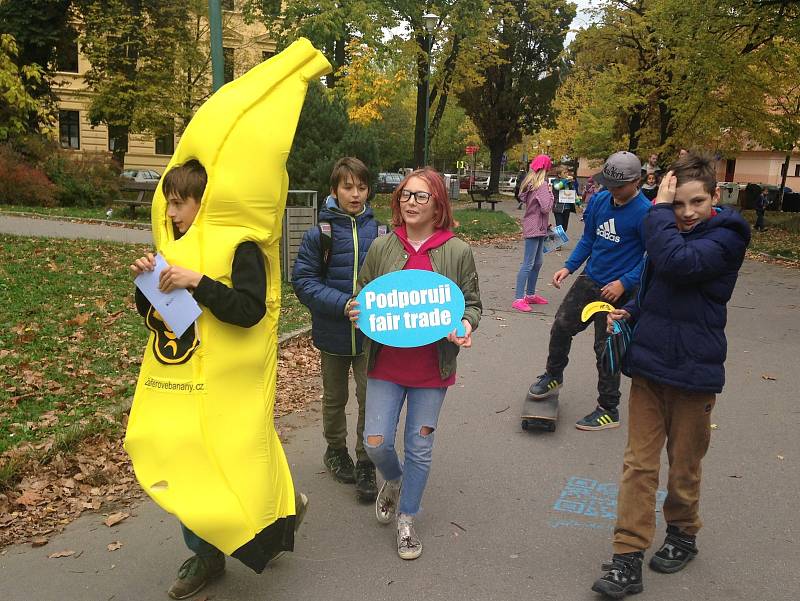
<box><xmin>593</xmin><ymin>151</ymin><xmax>642</xmax><ymax>188</ymax></box>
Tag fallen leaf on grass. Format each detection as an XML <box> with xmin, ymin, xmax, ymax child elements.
<box><xmin>107</xmin><ymin>541</ymin><xmax>122</xmax><ymax>551</ymax></box>
<box><xmin>104</xmin><ymin>512</ymin><xmax>129</xmax><ymax>527</ymax></box>
<box><xmin>48</xmin><ymin>550</ymin><xmax>76</xmax><ymax>558</ymax></box>
<box><xmin>67</xmin><ymin>313</ymin><xmax>91</xmax><ymax>327</ymax></box>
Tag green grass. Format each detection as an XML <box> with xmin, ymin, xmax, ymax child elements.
<box><xmin>741</xmin><ymin>210</ymin><xmax>800</xmax><ymax>261</ymax></box>
<box><xmin>0</xmin><ymin>234</ymin><xmax>311</xmax><ymax>486</ymax></box>
<box><xmin>370</xmin><ymin>193</ymin><xmax>520</xmax><ymax>241</ymax></box>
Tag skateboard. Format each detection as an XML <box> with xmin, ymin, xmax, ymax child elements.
<box><xmin>521</xmin><ymin>392</ymin><xmax>559</xmax><ymax>432</ymax></box>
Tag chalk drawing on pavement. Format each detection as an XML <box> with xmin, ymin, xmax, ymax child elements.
<box><xmin>550</xmin><ymin>476</ymin><xmax>666</xmax><ymax>530</ymax></box>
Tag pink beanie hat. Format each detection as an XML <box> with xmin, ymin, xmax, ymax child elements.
<box><xmin>530</xmin><ymin>154</ymin><xmax>552</xmax><ymax>172</ymax></box>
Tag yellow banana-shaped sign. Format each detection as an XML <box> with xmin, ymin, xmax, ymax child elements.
<box><xmin>581</xmin><ymin>301</ymin><xmax>616</xmax><ymax>322</ymax></box>
<box><xmin>124</xmin><ymin>39</ymin><xmax>331</xmax><ymax>573</ymax></box>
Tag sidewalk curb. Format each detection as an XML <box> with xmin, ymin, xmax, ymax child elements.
<box><xmin>278</xmin><ymin>325</ymin><xmax>312</xmax><ymax>346</ymax></box>
<box><xmin>756</xmin><ymin>250</ymin><xmax>800</xmax><ymax>263</ymax></box>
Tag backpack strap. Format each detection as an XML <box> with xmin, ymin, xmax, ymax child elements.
<box><xmin>318</xmin><ymin>221</ymin><xmax>332</xmax><ymax>274</ymax></box>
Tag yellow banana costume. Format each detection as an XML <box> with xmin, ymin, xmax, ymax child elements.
<box><xmin>124</xmin><ymin>39</ymin><xmax>331</xmax><ymax>573</ymax></box>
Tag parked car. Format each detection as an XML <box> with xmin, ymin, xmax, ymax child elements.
<box><xmin>120</xmin><ymin>169</ymin><xmax>161</xmax><ymax>183</ymax></box>
<box><xmin>498</xmin><ymin>174</ymin><xmax>517</xmax><ymax>192</ymax></box>
<box><xmin>472</xmin><ymin>174</ymin><xmax>490</xmax><ymax>190</ymax></box>
<box><xmin>376</xmin><ymin>172</ymin><xmax>403</xmax><ymax>193</ymax></box>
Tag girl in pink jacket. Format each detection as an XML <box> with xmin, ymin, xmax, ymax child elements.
<box><xmin>513</xmin><ymin>154</ymin><xmax>555</xmax><ymax>312</ymax></box>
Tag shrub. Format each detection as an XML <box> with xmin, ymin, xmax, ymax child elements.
<box><xmin>0</xmin><ymin>144</ymin><xmax>57</xmax><ymax>206</ymax></box>
<box><xmin>43</xmin><ymin>151</ymin><xmax>120</xmax><ymax>207</ymax></box>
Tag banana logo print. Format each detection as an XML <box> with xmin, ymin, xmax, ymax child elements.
<box><xmin>145</xmin><ymin>307</ymin><xmax>199</xmax><ymax>365</ymax></box>
<box><xmin>124</xmin><ymin>39</ymin><xmax>332</xmax><ymax>573</ymax></box>
<box><xmin>581</xmin><ymin>301</ymin><xmax>616</xmax><ymax>323</ymax></box>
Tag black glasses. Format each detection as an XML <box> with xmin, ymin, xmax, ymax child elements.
<box><xmin>399</xmin><ymin>189</ymin><xmax>432</xmax><ymax>204</ymax></box>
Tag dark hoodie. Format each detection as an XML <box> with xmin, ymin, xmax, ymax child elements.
<box><xmin>623</xmin><ymin>204</ymin><xmax>751</xmax><ymax>393</ymax></box>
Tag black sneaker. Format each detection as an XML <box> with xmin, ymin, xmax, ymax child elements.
<box><xmin>528</xmin><ymin>373</ymin><xmax>562</xmax><ymax>399</ymax></box>
<box><xmin>323</xmin><ymin>446</ymin><xmax>355</xmax><ymax>483</ymax></box>
<box><xmin>649</xmin><ymin>525</ymin><xmax>698</xmax><ymax>573</ymax></box>
<box><xmin>591</xmin><ymin>552</ymin><xmax>643</xmax><ymax>598</ymax></box>
<box><xmin>576</xmin><ymin>406</ymin><xmax>620</xmax><ymax>431</ymax></box>
<box><xmin>354</xmin><ymin>460</ymin><xmax>378</xmax><ymax>502</ymax></box>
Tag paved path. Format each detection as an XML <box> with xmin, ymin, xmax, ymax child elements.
<box><xmin>0</xmin><ymin>214</ymin><xmax>152</xmax><ymax>244</ymax></box>
<box><xmin>1</xmin><ymin>216</ymin><xmax>798</xmax><ymax>600</ymax></box>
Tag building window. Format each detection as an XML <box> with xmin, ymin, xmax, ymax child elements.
<box><xmin>262</xmin><ymin>50</ymin><xmax>275</xmax><ymax>62</ymax></box>
<box><xmin>795</xmin><ymin>164</ymin><xmax>800</xmax><ymax>177</ymax></box>
<box><xmin>155</xmin><ymin>130</ymin><xmax>175</xmax><ymax>155</ymax></box>
<box><xmin>108</xmin><ymin>132</ymin><xmax>128</xmax><ymax>153</ymax></box>
<box><xmin>58</xmin><ymin>110</ymin><xmax>80</xmax><ymax>149</ymax></box>
<box><xmin>222</xmin><ymin>0</ymin><xmax>234</xmax><ymax>10</ymax></box>
<box><xmin>223</xmin><ymin>47</ymin><xmax>234</xmax><ymax>83</ymax></box>
<box><xmin>55</xmin><ymin>37</ymin><xmax>79</xmax><ymax>73</ymax></box>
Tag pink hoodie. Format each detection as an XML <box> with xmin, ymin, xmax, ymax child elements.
<box><xmin>519</xmin><ymin>181</ymin><xmax>554</xmax><ymax>237</ymax></box>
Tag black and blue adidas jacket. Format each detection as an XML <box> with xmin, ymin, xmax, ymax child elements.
<box><xmin>565</xmin><ymin>190</ymin><xmax>650</xmax><ymax>290</ymax></box>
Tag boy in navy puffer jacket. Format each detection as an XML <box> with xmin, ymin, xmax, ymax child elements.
<box><xmin>591</xmin><ymin>153</ymin><xmax>750</xmax><ymax>598</ymax></box>
<box><xmin>292</xmin><ymin>157</ymin><xmax>385</xmax><ymax>502</ymax></box>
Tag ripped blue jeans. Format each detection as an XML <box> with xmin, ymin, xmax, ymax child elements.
<box><xmin>364</xmin><ymin>378</ymin><xmax>447</xmax><ymax>516</ymax></box>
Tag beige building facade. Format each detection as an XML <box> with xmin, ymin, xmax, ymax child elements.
<box><xmin>54</xmin><ymin>3</ymin><xmax>276</xmax><ymax>172</ymax></box>
<box><xmin>578</xmin><ymin>150</ymin><xmax>800</xmax><ymax>190</ymax></box>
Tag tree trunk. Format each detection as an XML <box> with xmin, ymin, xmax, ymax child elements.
<box><xmin>108</xmin><ymin>124</ymin><xmax>129</xmax><ymax>171</ymax></box>
<box><xmin>413</xmin><ymin>34</ymin><xmax>428</xmax><ymax>168</ymax></box>
<box><xmin>325</xmin><ymin>38</ymin><xmax>346</xmax><ymax>88</ymax></box>
<box><xmin>628</xmin><ymin>108</ymin><xmax>643</xmax><ymax>154</ymax></box>
<box><xmin>778</xmin><ymin>153</ymin><xmax>790</xmax><ymax>210</ymax></box>
<box><xmin>488</xmin><ymin>137</ymin><xmax>507</xmax><ymax>194</ymax></box>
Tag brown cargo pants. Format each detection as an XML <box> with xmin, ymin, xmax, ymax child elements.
<box><xmin>320</xmin><ymin>351</ymin><xmax>368</xmax><ymax>463</ymax></box>
<box><xmin>613</xmin><ymin>375</ymin><xmax>716</xmax><ymax>554</ymax></box>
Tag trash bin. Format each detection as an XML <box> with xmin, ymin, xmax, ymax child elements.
<box><xmin>445</xmin><ymin>175</ymin><xmax>460</xmax><ymax>200</ymax></box>
<box><xmin>282</xmin><ymin>189</ymin><xmax>318</xmax><ymax>281</ymax></box>
<box><xmin>718</xmin><ymin>182</ymin><xmax>739</xmax><ymax>206</ymax></box>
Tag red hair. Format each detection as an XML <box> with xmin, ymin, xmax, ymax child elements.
<box><xmin>390</xmin><ymin>167</ymin><xmax>454</xmax><ymax>230</ymax></box>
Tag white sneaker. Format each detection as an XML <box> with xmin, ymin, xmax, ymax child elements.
<box><xmin>375</xmin><ymin>480</ymin><xmax>401</xmax><ymax>524</ymax></box>
<box><xmin>397</xmin><ymin>518</ymin><xmax>422</xmax><ymax>560</ymax></box>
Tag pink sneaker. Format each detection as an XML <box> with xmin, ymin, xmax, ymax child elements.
<box><xmin>524</xmin><ymin>294</ymin><xmax>549</xmax><ymax>305</ymax></box>
<box><xmin>512</xmin><ymin>299</ymin><xmax>532</xmax><ymax>313</ymax></box>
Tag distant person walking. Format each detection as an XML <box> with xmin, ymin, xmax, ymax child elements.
<box><xmin>755</xmin><ymin>188</ymin><xmax>768</xmax><ymax>231</ymax></box>
<box><xmin>513</xmin><ymin>155</ymin><xmax>555</xmax><ymax>312</ymax></box>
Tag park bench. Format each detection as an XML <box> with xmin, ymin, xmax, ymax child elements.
<box><xmin>114</xmin><ymin>180</ymin><xmax>158</xmax><ymax>218</ymax></box>
<box><xmin>468</xmin><ymin>188</ymin><xmax>501</xmax><ymax>210</ymax></box>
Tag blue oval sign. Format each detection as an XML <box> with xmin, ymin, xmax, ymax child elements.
<box><xmin>356</xmin><ymin>269</ymin><xmax>466</xmax><ymax>348</ymax></box>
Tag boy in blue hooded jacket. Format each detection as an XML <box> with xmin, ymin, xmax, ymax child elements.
<box><xmin>591</xmin><ymin>153</ymin><xmax>751</xmax><ymax>598</ymax></box>
<box><xmin>292</xmin><ymin>157</ymin><xmax>384</xmax><ymax>502</ymax></box>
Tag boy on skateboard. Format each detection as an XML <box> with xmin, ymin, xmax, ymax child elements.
<box><xmin>591</xmin><ymin>153</ymin><xmax>750</xmax><ymax>597</ymax></box>
<box><xmin>528</xmin><ymin>151</ymin><xmax>650</xmax><ymax>430</ymax></box>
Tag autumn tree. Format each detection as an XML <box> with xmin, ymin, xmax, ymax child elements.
<box><xmin>0</xmin><ymin>34</ymin><xmax>49</xmax><ymax>140</ymax></box>
<box><xmin>553</xmin><ymin>0</ymin><xmax>800</xmax><ymax>160</ymax></box>
<box><xmin>0</xmin><ymin>0</ymin><xmax>75</xmax><ymax>131</ymax></box>
<box><xmin>457</xmin><ymin>0</ymin><xmax>575</xmax><ymax>192</ymax></box>
<box><xmin>242</xmin><ymin>0</ymin><xmax>391</xmax><ymax>88</ymax></box>
<box><xmin>73</xmin><ymin>0</ymin><xmax>192</xmax><ymax>166</ymax></box>
<box><xmin>288</xmin><ymin>81</ymin><xmax>381</xmax><ymax>199</ymax></box>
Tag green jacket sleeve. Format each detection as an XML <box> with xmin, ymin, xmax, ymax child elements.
<box><xmin>457</xmin><ymin>244</ymin><xmax>482</xmax><ymax>331</ymax></box>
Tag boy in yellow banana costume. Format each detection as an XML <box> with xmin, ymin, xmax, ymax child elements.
<box><xmin>125</xmin><ymin>40</ymin><xmax>331</xmax><ymax>599</ymax></box>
